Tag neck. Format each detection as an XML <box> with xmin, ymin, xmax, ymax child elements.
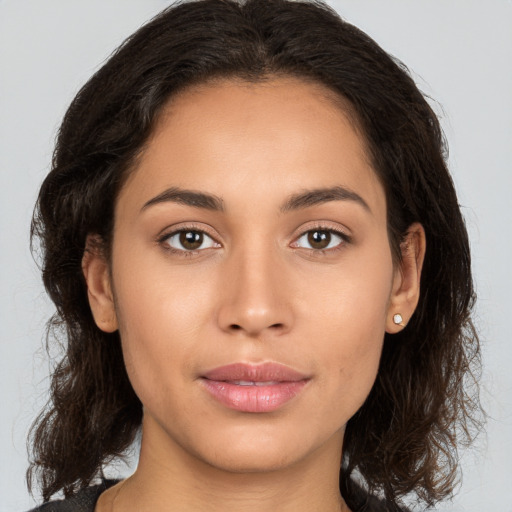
<box><xmin>113</xmin><ymin>415</ymin><xmax>349</xmax><ymax>512</ymax></box>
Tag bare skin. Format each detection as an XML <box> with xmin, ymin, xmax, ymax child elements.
<box><xmin>86</xmin><ymin>76</ymin><xmax>425</xmax><ymax>512</ymax></box>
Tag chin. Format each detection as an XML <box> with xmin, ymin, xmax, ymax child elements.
<box><xmin>201</xmin><ymin>445</ymin><xmax>300</xmax><ymax>474</ymax></box>
<box><xmin>185</xmin><ymin>421</ymin><xmax>327</xmax><ymax>475</ymax></box>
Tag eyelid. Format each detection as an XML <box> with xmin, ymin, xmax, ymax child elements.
<box><xmin>289</xmin><ymin>221</ymin><xmax>352</xmax><ymax>253</ymax></box>
<box><xmin>291</xmin><ymin>221</ymin><xmax>351</xmax><ymax>241</ymax></box>
<box><xmin>157</xmin><ymin>222</ymin><xmax>222</xmax><ymax>253</ymax></box>
<box><xmin>157</xmin><ymin>221</ymin><xmax>219</xmax><ymax>240</ymax></box>
<box><xmin>156</xmin><ymin>220</ymin><xmax>351</xmax><ymax>256</ymax></box>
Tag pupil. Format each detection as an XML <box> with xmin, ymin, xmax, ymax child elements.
<box><xmin>308</xmin><ymin>230</ymin><xmax>330</xmax><ymax>249</ymax></box>
<box><xmin>180</xmin><ymin>231</ymin><xmax>203</xmax><ymax>250</ymax></box>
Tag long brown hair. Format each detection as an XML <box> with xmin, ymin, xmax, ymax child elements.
<box><xmin>28</xmin><ymin>0</ymin><xmax>482</xmax><ymax>508</ymax></box>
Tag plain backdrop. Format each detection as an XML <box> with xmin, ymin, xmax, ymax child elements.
<box><xmin>1</xmin><ymin>0</ymin><xmax>511</xmax><ymax>510</ymax></box>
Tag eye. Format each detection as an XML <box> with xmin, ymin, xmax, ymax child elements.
<box><xmin>161</xmin><ymin>229</ymin><xmax>219</xmax><ymax>253</ymax></box>
<box><xmin>293</xmin><ymin>228</ymin><xmax>348</xmax><ymax>252</ymax></box>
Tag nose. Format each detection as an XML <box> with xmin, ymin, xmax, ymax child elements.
<box><xmin>216</xmin><ymin>244</ymin><xmax>294</xmax><ymax>338</ymax></box>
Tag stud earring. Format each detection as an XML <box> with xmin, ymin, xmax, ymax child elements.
<box><xmin>393</xmin><ymin>313</ymin><xmax>405</xmax><ymax>326</ymax></box>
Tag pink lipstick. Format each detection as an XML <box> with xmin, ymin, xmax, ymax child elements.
<box><xmin>200</xmin><ymin>362</ymin><xmax>310</xmax><ymax>413</ymax></box>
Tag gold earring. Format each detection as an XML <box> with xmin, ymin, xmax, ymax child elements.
<box><xmin>393</xmin><ymin>313</ymin><xmax>405</xmax><ymax>327</ymax></box>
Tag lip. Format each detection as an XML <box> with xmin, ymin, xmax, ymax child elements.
<box><xmin>200</xmin><ymin>362</ymin><xmax>310</xmax><ymax>413</ymax></box>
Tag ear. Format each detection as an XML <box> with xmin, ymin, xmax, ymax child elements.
<box><xmin>82</xmin><ymin>234</ymin><xmax>118</xmax><ymax>333</ymax></box>
<box><xmin>386</xmin><ymin>222</ymin><xmax>426</xmax><ymax>334</ymax></box>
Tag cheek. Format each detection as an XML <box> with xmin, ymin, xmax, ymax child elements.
<box><xmin>304</xmin><ymin>316</ymin><xmax>385</xmax><ymax>435</ymax></box>
<box><xmin>312</xmin><ymin>298</ymin><xmax>385</xmax><ymax>409</ymax></box>
<box><xmin>109</xmin><ymin>245</ymin><xmax>226</xmax><ymax>407</ymax></box>
<box><xmin>110</xmin><ymin>262</ymin><xmax>186</xmax><ymax>390</ymax></box>
<box><xmin>310</xmin><ymin>243</ymin><xmax>393</xmax><ymax>341</ymax></box>
<box><xmin>307</xmin><ymin>244</ymin><xmax>393</xmax><ymax>405</ymax></box>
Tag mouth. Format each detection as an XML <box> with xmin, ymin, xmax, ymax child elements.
<box><xmin>200</xmin><ymin>362</ymin><xmax>310</xmax><ymax>413</ymax></box>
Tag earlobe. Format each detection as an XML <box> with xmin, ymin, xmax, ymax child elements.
<box><xmin>82</xmin><ymin>235</ymin><xmax>118</xmax><ymax>333</ymax></box>
<box><xmin>386</xmin><ymin>223</ymin><xmax>426</xmax><ymax>334</ymax></box>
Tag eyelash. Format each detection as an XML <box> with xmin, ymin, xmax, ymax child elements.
<box><xmin>292</xmin><ymin>225</ymin><xmax>351</xmax><ymax>256</ymax></box>
<box><xmin>157</xmin><ymin>224</ymin><xmax>220</xmax><ymax>258</ymax></box>
<box><xmin>157</xmin><ymin>223</ymin><xmax>351</xmax><ymax>258</ymax></box>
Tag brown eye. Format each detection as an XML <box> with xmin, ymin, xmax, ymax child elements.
<box><xmin>163</xmin><ymin>229</ymin><xmax>217</xmax><ymax>252</ymax></box>
<box><xmin>307</xmin><ymin>230</ymin><xmax>331</xmax><ymax>249</ymax></box>
<box><xmin>294</xmin><ymin>228</ymin><xmax>347</xmax><ymax>252</ymax></box>
<box><xmin>179</xmin><ymin>231</ymin><xmax>203</xmax><ymax>250</ymax></box>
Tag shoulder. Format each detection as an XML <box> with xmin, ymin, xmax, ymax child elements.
<box><xmin>26</xmin><ymin>480</ymin><xmax>119</xmax><ymax>512</ymax></box>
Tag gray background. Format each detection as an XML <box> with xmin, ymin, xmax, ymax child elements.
<box><xmin>1</xmin><ymin>0</ymin><xmax>511</xmax><ymax>510</ymax></box>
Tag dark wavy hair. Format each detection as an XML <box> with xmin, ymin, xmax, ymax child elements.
<box><xmin>28</xmin><ymin>0</ymin><xmax>482</xmax><ymax>509</ymax></box>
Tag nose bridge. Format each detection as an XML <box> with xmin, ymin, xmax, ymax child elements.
<box><xmin>217</xmin><ymin>235</ymin><xmax>292</xmax><ymax>336</ymax></box>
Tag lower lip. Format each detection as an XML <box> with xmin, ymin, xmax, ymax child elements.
<box><xmin>200</xmin><ymin>378</ymin><xmax>309</xmax><ymax>413</ymax></box>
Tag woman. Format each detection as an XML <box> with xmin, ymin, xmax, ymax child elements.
<box><xmin>27</xmin><ymin>0</ymin><xmax>481</xmax><ymax>510</ymax></box>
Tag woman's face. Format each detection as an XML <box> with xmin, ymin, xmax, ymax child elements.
<box><xmin>87</xmin><ymin>76</ymin><xmax>415</xmax><ymax>474</ymax></box>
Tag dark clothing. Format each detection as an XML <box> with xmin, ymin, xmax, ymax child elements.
<box><xmin>27</xmin><ymin>481</ymin><xmax>117</xmax><ymax>512</ymax></box>
<box><xmin>28</xmin><ymin>479</ymin><xmax>409</xmax><ymax>511</ymax></box>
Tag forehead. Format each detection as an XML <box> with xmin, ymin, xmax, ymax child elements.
<box><xmin>118</xmin><ymin>76</ymin><xmax>385</xmax><ymax>220</ymax></box>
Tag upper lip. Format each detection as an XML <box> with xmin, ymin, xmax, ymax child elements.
<box><xmin>202</xmin><ymin>362</ymin><xmax>309</xmax><ymax>382</ymax></box>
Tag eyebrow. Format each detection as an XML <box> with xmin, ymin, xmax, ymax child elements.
<box><xmin>141</xmin><ymin>185</ymin><xmax>370</xmax><ymax>214</ymax></box>
<box><xmin>142</xmin><ymin>187</ymin><xmax>225</xmax><ymax>212</ymax></box>
<box><xmin>280</xmin><ymin>186</ymin><xmax>371</xmax><ymax>214</ymax></box>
